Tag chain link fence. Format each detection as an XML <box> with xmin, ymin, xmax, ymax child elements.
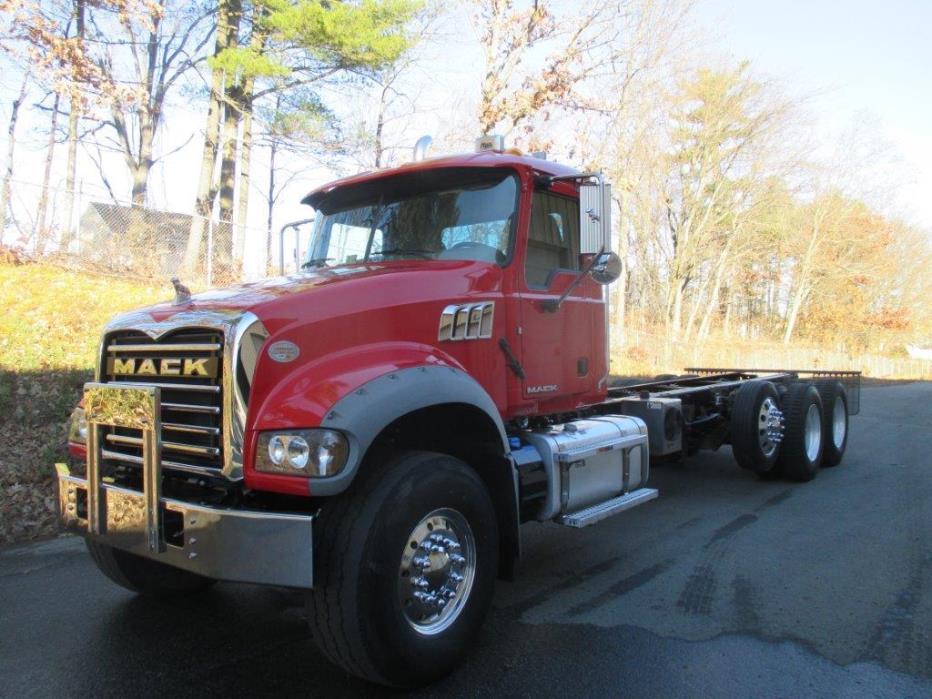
<box><xmin>0</xmin><ymin>179</ymin><xmax>277</xmax><ymax>287</ymax></box>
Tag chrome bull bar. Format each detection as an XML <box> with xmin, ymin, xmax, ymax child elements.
<box><xmin>56</xmin><ymin>383</ymin><xmax>315</xmax><ymax>589</ymax></box>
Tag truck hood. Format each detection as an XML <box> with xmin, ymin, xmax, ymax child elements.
<box><xmin>114</xmin><ymin>260</ymin><xmax>501</xmax><ymax>334</ymax></box>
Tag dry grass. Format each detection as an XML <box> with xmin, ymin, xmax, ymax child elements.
<box><xmin>611</xmin><ymin>332</ymin><xmax>932</xmax><ymax>380</ymax></box>
<box><xmin>0</xmin><ymin>260</ymin><xmax>167</xmax><ymax>545</ymax></box>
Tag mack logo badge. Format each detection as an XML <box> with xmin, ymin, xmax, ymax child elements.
<box><xmin>107</xmin><ymin>357</ymin><xmax>218</xmax><ymax>378</ymax></box>
<box><xmin>527</xmin><ymin>384</ymin><xmax>558</xmax><ymax>394</ymax></box>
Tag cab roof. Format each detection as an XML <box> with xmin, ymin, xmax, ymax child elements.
<box><xmin>301</xmin><ymin>151</ymin><xmax>580</xmax><ymax>207</ymax></box>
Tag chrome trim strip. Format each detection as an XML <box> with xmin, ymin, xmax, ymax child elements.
<box><xmin>101</xmin><ymin>448</ymin><xmax>218</xmax><ymax>477</ymax></box>
<box><xmin>105</xmin><ymin>433</ymin><xmax>220</xmax><ymax>458</ymax></box>
<box><xmin>163</xmin><ymin>402</ymin><xmax>221</xmax><ymax>415</ymax></box>
<box><xmin>107</xmin><ymin>381</ymin><xmax>220</xmax><ymax>394</ymax></box>
<box><xmin>163</xmin><ymin>422</ymin><xmax>221</xmax><ymax>436</ymax></box>
<box><xmin>106</xmin><ymin>343</ymin><xmax>222</xmax><ymax>353</ymax></box>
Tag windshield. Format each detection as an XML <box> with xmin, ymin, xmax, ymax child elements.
<box><xmin>304</xmin><ymin>169</ymin><xmax>518</xmax><ymax>267</ymax></box>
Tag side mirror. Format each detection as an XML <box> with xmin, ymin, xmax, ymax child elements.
<box><xmin>579</xmin><ymin>175</ymin><xmax>612</xmax><ymax>254</ymax></box>
<box><xmin>588</xmin><ymin>251</ymin><xmax>622</xmax><ymax>285</ymax></box>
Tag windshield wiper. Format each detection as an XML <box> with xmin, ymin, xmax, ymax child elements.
<box><xmin>300</xmin><ymin>257</ymin><xmax>333</xmax><ymax>269</ymax></box>
<box><xmin>368</xmin><ymin>248</ymin><xmax>434</xmax><ymax>259</ymax></box>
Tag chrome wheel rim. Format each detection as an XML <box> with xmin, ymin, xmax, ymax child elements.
<box><xmin>832</xmin><ymin>398</ymin><xmax>847</xmax><ymax>449</ymax></box>
<box><xmin>805</xmin><ymin>403</ymin><xmax>822</xmax><ymax>462</ymax></box>
<box><xmin>758</xmin><ymin>397</ymin><xmax>784</xmax><ymax>457</ymax></box>
<box><xmin>398</xmin><ymin>508</ymin><xmax>476</xmax><ymax>636</ymax></box>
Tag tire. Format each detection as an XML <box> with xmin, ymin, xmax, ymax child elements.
<box><xmin>306</xmin><ymin>451</ymin><xmax>499</xmax><ymax>688</ymax></box>
<box><xmin>730</xmin><ymin>380</ymin><xmax>782</xmax><ymax>474</ymax></box>
<box><xmin>777</xmin><ymin>383</ymin><xmax>824</xmax><ymax>482</ymax></box>
<box><xmin>813</xmin><ymin>380</ymin><xmax>848</xmax><ymax>467</ymax></box>
<box><xmin>86</xmin><ymin>540</ymin><xmax>216</xmax><ymax>596</ymax></box>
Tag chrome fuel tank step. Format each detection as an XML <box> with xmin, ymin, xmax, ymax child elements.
<box><xmin>558</xmin><ymin>488</ymin><xmax>659</xmax><ymax>528</ymax></box>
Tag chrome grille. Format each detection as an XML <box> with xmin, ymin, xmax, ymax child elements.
<box><xmin>102</xmin><ymin>329</ymin><xmax>225</xmax><ymax>476</ymax></box>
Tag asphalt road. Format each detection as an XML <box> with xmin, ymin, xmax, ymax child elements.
<box><xmin>1</xmin><ymin>382</ymin><xmax>931</xmax><ymax>698</ymax></box>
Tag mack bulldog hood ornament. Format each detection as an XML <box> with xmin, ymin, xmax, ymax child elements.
<box><xmin>170</xmin><ymin>275</ymin><xmax>191</xmax><ymax>305</ymax></box>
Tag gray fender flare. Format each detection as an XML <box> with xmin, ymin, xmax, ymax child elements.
<box><xmin>312</xmin><ymin>364</ymin><xmax>511</xmax><ymax>496</ymax></box>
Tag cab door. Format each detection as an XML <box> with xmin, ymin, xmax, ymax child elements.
<box><xmin>517</xmin><ymin>188</ymin><xmax>607</xmax><ymax>409</ymax></box>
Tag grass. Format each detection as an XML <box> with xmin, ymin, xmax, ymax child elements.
<box><xmin>0</xmin><ymin>260</ymin><xmax>166</xmax><ymax>545</ymax></box>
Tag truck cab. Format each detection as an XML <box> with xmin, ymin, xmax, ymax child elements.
<box><xmin>295</xmin><ymin>149</ymin><xmax>612</xmax><ymax>419</ymax></box>
<box><xmin>56</xmin><ymin>138</ymin><xmax>854</xmax><ymax>688</ymax></box>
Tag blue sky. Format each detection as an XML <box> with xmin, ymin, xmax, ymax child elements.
<box><xmin>695</xmin><ymin>0</ymin><xmax>932</xmax><ymax>228</ymax></box>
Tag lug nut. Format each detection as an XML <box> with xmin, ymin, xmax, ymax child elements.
<box><xmin>413</xmin><ymin>591</ymin><xmax>439</xmax><ymax>606</ymax></box>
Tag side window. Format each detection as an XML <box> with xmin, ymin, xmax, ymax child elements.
<box><xmin>525</xmin><ymin>191</ymin><xmax>580</xmax><ymax>288</ymax></box>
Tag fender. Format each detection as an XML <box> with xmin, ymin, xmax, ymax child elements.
<box><xmin>318</xmin><ymin>364</ymin><xmax>510</xmax><ymax>495</ymax></box>
<box><xmin>244</xmin><ymin>342</ymin><xmax>510</xmax><ymax>496</ymax></box>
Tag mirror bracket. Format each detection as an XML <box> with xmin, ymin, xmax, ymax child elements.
<box><xmin>279</xmin><ymin>218</ymin><xmax>315</xmax><ymax>275</ymax></box>
<box><xmin>540</xmin><ymin>250</ymin><xmax>623</xmax><ymax>313</ymax></box>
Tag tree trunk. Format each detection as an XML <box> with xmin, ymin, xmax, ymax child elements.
<box><xmin>698</xmin><ymin>260</ymin><xmax>728</xmax><ymax>339</ymax></box>
<box><xmin>783</xmin><ymin>220</ymin><xmax>821</xmax><ymax>345</ymax></box>
<box><xmin>723</xmin><ymin>287</ymin><xmax>734</xmax><ymax>336</ymax></box>
<box><xmin>234</xmin><ymin>100</ymin><xmax>253</xmax><ymax>263</ymax></box>
<box><xmin>61</xmin><ymin>0</ymin><xmax>85</xmax><ymax>249</ymax></box>
<box><xmin>36</xmin><ymin>92</ymin><xmax>60</xmax><ymax>243</ymax></box>
<box><xmin>696</xmin><ymin>233</ymin><xmax>737</xmax><ymax>339</ymax></box>
<box><xmin>374</xmin><ymin>79</ymin><xmax>389</xmax><ymax>167</ymax></box>
<box><xmin>183</xmin><ymin>0</ymin><xmax>242</xmax><ymax>273</ymax></box>
<box><xmin>216</xmin><ymin>85</ymin><xmax>241</xmax><ymax>266</ymax></box>
<box><xmin>670</xmin><ymin>280</ymin><xmax>684</xmax><ymax>342</ymax></box>
<box><xmin>265</xmin><ymin>136</ymin><xmax>278</xmax><ymax>273</ymax></box>
<box><xmin>131</xmin><ymin>114</ymin><xmax>155</xmax><ymax>206</ymax></box>
<box><xmin>1</xmin><ymin>74</ymin><xmax>28</xmax><ymax>238</ymax></box>
<box><xmin>225</xmin><ymin>7</ymin><xmax>266</xmax><ymax>268</ymax></box>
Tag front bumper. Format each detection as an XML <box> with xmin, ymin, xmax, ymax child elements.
<box><xmin>57</xmin><ymin>383</ymin><xmax>314</xmax><ymax>589</ymax></box>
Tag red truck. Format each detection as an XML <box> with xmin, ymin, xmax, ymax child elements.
<box><xmin>58</xmin><ymin>138</ymin><xmax>859</xmax><ymax>687</ymax></box>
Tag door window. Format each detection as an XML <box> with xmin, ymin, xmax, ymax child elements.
<box><xmin>525</xmin><ymin>191</ymin><xmax>580</xmax><ymax>288</ymax></box>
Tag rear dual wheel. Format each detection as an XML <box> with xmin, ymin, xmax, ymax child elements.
<box><xmin>777</xmin><ymin>383</ymin><xmax>825</xmax><ymax>482</ymax></box>
<box><xmin>731</xmin><ymin>380</ymin><xmax>783</xmax><ymax>474</ymax></box>
<box><xmin>814</xmin><ymin>380</ymin><xmax>849</xmax><ymax>467</ymax></box>
<box><xmin>732</xmin><ymin>380</ymin><xmax>838</xmax><ymax>481</ymax></box>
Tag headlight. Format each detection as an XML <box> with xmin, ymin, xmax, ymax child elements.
<box><xmin>255</xmin><ymin>429</ymin><xmax>348</xmax><ymax>477</ymax></box>
<box><xmin>68</xmin><ymin>406</ymin><xmax>88</xmax><ymax>444</ymax></box>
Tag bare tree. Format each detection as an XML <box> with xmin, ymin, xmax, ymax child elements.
<box><xmin>0</xmin><ymin>71</ymin><xmax>29</xmax><ymax>230</ymax></box>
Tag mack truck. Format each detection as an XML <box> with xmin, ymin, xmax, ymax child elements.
<box><xmin>57</xmin><ymin>136</ymin><xmax>860</xmax><ymax>688</ymax></box>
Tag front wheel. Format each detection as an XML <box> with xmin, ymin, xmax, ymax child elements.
<box><xmin>306</xmin><ymin>451</ymin><xmax>498</xmax><ymax>688</ymax></box>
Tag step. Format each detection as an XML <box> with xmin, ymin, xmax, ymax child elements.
<box><xmin>557</xmin><ymin>488</ymin><xmax>659</xmax><ymax>528</ymax></box>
